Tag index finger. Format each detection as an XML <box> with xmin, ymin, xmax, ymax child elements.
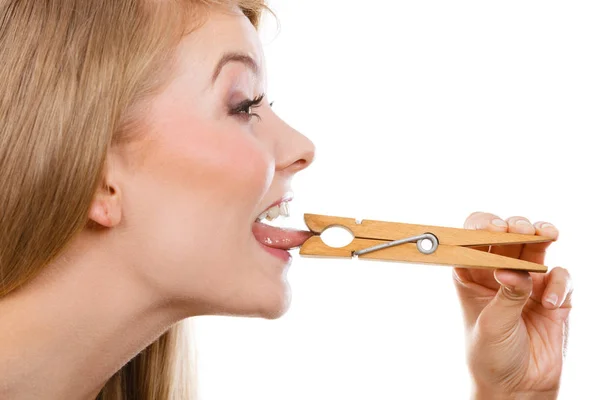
<box><xmin>464</xmin><ymin>211</ymin><xmax>509</xmax><ymax>233</ymax></box>
<box><xmin>461</xmin><ymin>211</ymin><xmax>509</xmax><ymax>289</ymax></box>
<box><xmin>464</xmin><ymin>211</ymin><xmax>509</xmax><ymax>250</ymax></box>
<box><xmin>519</xmin><ymin>221</ymin><xmax>559</xmax><ymax>265</ymax></box>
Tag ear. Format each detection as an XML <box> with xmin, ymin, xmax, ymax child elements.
<box><xmin>88</xmin><ymin>160</ymin><xmax>123</xmax><ymax>228</ymax></box>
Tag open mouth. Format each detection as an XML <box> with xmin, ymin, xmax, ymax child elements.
<box><xmin>252</xmin><ymin>198</ymin><xmax>313</xmax><ymax>261</ymax></box>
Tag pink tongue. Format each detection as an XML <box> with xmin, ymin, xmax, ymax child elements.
<box><xmin>252</xmin><ymin>222</ymin><xmax>313</xmax><ymax>250</ymax></box>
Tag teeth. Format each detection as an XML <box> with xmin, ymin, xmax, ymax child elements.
<box><xmin>258</xmin><ymin>201</ymin><xmax>290</xmax><ymax>222</ymax></box>
<box><xmin>279</xmin><ymin>202</ymin><xmax>289</xmax><ymax>217</ymax></box>
<box><xmin>266</xmin><ymin>206</ymin><xmax>280</xmax><ymax>221</ymax></box>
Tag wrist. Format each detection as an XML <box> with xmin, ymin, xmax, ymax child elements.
<box><xmin>472</xmin><ymin>388</ymin><xmax>559</xmax><ymax>400</ymax></box>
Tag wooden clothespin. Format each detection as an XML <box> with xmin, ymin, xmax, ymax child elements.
<box><xmin>300</xmin><ymin>214</ymin><xmax>554</xmax><ymax>272</ymax></box>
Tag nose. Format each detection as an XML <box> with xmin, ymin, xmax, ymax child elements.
<box><xmin>273</xmin><ymin>117</ymin><xmax>315</xmax><ymax>174</ymax></box>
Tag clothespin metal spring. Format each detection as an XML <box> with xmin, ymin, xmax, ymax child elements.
<box><xmin>353</xmin><ymin>233</ymin><xmax>439</xmax><ymax>257</ymax></box>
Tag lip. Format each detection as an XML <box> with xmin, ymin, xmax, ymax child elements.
<box><xmin>255</xmin><ymin>191</ymin><xmax>294</xmax><ymax>220</ymax></box>
<box><xmin>271</xmin><ymin>192</ymin><xmax>294</xmax><ymax>208</ymax></box>
<box><xmin>252</xmin><ymin>191</ymin><xmax>313</xmax><ymax>262</ymax></box>
<box><xmin>258</xmin><ymin>242</ymin><xmax>293</xmax><ymax>263</ymax></box>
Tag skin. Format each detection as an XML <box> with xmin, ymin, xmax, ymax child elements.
<box><xmin>0</xmin><ymin>6</ymin><xmax>572</xmax><ymax>400</ymax></box>
<box><xmin>455</xmin><ymin>213</ymin><xmax>572</xmax><ymax>399</ymax></box>
<box><xmin>0</xmin><ymin>8</ymin><xmax>314</xmax><ymax>399</ymax></box>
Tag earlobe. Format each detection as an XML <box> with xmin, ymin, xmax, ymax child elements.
<box><xmin>88</xmin><ymin>183</ymin><xmax>122</xmax><ymax>228</ymax></box>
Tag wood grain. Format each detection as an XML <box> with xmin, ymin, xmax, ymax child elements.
<box><xmin>304</xmin><ymin>214</ymin><xmax>553</xmax><ymax>246</ymax></box>
<box><xmin>300</xmin><ymin>214</ymin><xmax>550</xmax><ymax>272</ymax></box>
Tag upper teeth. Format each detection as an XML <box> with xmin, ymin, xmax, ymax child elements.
<box><xmin>258</xmin><ymin>201</ymin><xmax>290</xmax><ymax>221</ymax></box>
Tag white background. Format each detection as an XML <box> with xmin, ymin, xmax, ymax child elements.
<box><xmin>195</xmin><ymin>1</ymin><xmax>600</xmax><ymax>398</ymax></box>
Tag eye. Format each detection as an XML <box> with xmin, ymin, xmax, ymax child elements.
<box><xmin>229</xmin><ymin>94</ymin><xmax>265</xmax><ymax>122</ymax></box>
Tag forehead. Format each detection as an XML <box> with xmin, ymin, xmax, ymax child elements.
<box><xmin>174</xmin><ymin>7</ymin><xmax>264</xmax><ymax>84</ymax></box>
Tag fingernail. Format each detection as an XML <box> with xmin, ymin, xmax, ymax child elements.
<box><xmin>492</xmin><ymin>219</ymin><xmax>507</xmax><ymax>227</ymax></box>
<box><xmin>541</xmin><ymin>223</ymin><xmax>555</xmax><ymax>229</ymax></box>
<box><xmin>500</xmin><ymin>285</ymin><xmax>523</xmax><ymax>300</ymax></box>
<box><xmin>545</xmin><ymin>293</ymin><xmax>558</xmax><ymax>306</ymax></box>
<box><xmin>502</xmin><ymin>285</ymin><xmax>515</xmax><ymax>294</ymax></box>
<box><xmin>516</xmin><ymin>220</ymin><xmax>531</xmax><ymax>226</ymax></box>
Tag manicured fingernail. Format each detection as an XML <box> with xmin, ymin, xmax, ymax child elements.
<box><xmin>545</xmin><ymin>293</ymin><xmax>558</xmax><ymax>306</ymax></box>
<box><xmin>516</xmin><ymin>220</ymin><xmax>531</xmax><ymax>226</ymax></box>
<box><xmin>541</xmin><ymin>223</ymin><xmax>555</xmax><ymax>229</ymax></box>
<box><xmin>492</xmin><ymin>219</ymin><xmax>507</xmax><ymax>227</ymax></box>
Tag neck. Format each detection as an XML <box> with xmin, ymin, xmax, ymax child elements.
<box><xmin>0</xmin><ymin>234</ymin><xmax>185</xmax><ymax>400</ymax></box>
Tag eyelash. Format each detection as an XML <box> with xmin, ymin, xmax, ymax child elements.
<box><xmin>229</xmin><ymin>94</ymin><xmax>273</xmax><ymax>122</ymax></box>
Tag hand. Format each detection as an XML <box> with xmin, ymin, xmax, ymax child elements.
<box><xmin>453</xmin><ymin>212</ymin><xmax>572</xmax><ymax>400</ymax></box>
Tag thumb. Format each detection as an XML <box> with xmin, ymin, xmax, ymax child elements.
<box><xmin>480</xmin><ymin>270</ymin><xmax>533</xmax><ymax>335</ymax></box>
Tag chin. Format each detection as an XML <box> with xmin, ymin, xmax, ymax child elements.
<box><xmin>253</xmin><ymin>279</ymin><xmax>292</xmax><ymax>320</ymax></box>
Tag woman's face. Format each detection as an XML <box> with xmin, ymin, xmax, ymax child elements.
<box><xmin>113</xmin><ymin>8</ymin><xmax>314</xmax><ymax>318</ymax></box>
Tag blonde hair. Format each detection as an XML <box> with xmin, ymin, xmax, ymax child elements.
<box><xmin>0</xmin><ymin>0</ymin><xmax>266</xmax><ymax>398</ymax></box>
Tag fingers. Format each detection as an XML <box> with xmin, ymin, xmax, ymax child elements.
<box><xmin>464</xmin><ymin>211</ymin><xmax>510</xmax><ymax>234</ymax></box>
<box><xmin>477</xmin><ymin>269</ymin><xmax>533</xmax><ymax>335</ymax></box>
<box><xmin>520</xmin><ymin>221</ymin><xmax>559</xmax><ymax>265</ymax></box>
<box><xmin>541</xmin><ymin>267</ymin><xmax>573</xmax><ymax>309</ymax></box>
<box><xmin>489</xmin><ymin>216</ymin><xmax>534</xmax><ymax>259</ymax></box>
<box><xmin>459</xmin><ymin>212</ymin><xmax>565</xmax><ymax>340</ymax></box>
<box><xmin>459</xmin><ymin>212</ymin><xmax>562</xmax><ymax>327</ymax></box>
<box><xmin>494</xmin><ymin>269</ymin><xmax>533</xmax><ymax>290</ymax></box>
<box><xmin>506</xmin><ymin>216</ymin><xmax>536</xmax><ymax>235</ymax></box>
<box><xmin>462</xmin><ymin>212</ymin><xmax>508</xmax><ymax>290</ymax></box>
<box><xmin>453</xmin><ymin>267</ymin><xmax>497</xmax><ymax>327</ymax></box>
<box><xmin>468</xmin><ymin>212</ymin><xmax>559</xmax><ymax>266</ymax></box>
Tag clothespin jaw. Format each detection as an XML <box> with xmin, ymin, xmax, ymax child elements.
<box><xmin>300</xmin><ymin>213</ymin><xmax>553</xmax><ymax>273</ymax></box>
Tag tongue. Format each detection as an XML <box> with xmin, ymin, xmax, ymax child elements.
<box><xmin>252</xmin><ymin>222</ymin><xmax>313</xmax><ymax>250</ymax></box>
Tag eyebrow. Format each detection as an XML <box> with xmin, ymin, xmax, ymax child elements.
<box><xmin>211</xmin><ymin>52</ymin><xmax>259</xmax><ymax>83</ymax></box>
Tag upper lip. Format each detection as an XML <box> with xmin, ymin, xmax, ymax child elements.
<box><xmin>257</xmin><ymin>192</ymin><xmax>294</xmax><ymax>217</ymax></box>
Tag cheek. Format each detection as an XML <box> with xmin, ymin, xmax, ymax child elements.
<box><xmin>177</xmin><ymin>119</ymin><xmax>273</xmax><ymax>215</ymax></box>
<box><xmin>128</xmin><ymin>114</ymin><xmax>273</xmax><ymax>266</ymax></box>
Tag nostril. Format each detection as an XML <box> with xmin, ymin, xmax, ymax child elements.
<box><xmin>301</xmin><ymin>148</ymin><xmax>316</xmax><ymax>168</ymax></box>
<box><xmin>275</xmin><ymin>131</ymin><xmax>315</xmax><ymax>172</ymax></box>
<box><xmin>288</xmin><ymin>158</ymin><xmax>309</xmax><ymax>173</ymax></box>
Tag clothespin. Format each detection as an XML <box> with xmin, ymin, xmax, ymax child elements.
<box><xmin>300</xmin><ymin>214</ymin><xmax>554</xmax><ymax>272</ymax></box>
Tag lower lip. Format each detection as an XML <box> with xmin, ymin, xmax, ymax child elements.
<box><xmin>258</xmin><ymin>242</ymin><xmax>292</xmax><ymax>263</ymax></box>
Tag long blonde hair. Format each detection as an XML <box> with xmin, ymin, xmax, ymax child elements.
<box><xmin>0</xmin><ymin>1</ymin><xmax>266</xmax><ymax>398</ymax></box>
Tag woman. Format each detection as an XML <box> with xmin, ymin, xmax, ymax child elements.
<box><xmin>0</xmin><ymin>0</ymin><xmax>572</xmax><ymax>399</ymax></box>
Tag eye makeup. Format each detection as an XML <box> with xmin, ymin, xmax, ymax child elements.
<box><xmin>228</xmin><ymin>93</ymin><xmax>267</xmax><ymax>122</ymax></box>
